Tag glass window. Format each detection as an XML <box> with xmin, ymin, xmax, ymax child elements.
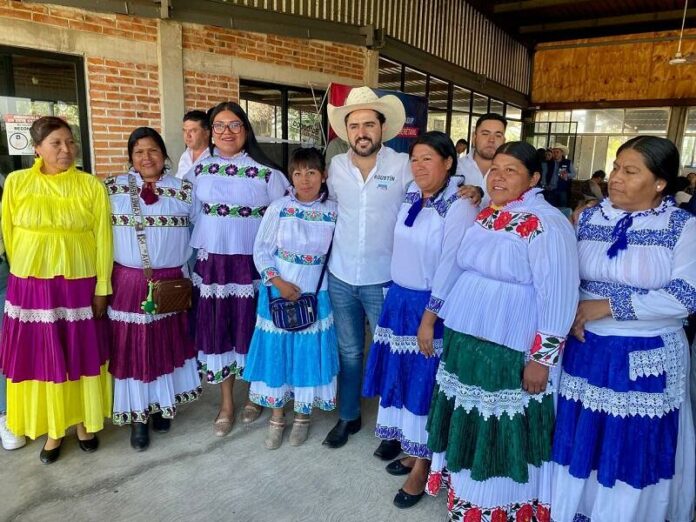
<box><xmin>489</xmin><ymin>98</ymin><xmax>504</xmax><ymax>116</ymax></box>
<box><xmin>403</xmin><ymin>67</ymin><xmax>427</xmax><ymax>98</ymax></box>
<box><xmin>0</xmin><ymin>49</ymin><xmax>89</xmax><ymax>178</ymax></box>
<box><xmin>451</xmin><ymin>86</ymin><xmax>471</xmax><ymax>113</ymax></box>
<box><xmin>472</xmin><ymin>93</ymin><xmax>488</xmax><ymax>114</ymax></box>
<box><xmin>378</xmin><ymin>56</ymin><xmax>402</xmax><ymax>91</ymax></box>
<box><xmin>506</xmin><ymin>104</ymin><xmax>522</xmax><ymax>119</ymax></box>
<box><xmin>507</xmin><ymin>121</ymin><xmax>522</xmax><ymax>141</ymax></box>
<box><xmin>450</xmin><ymin>113</ymin><xmax>470</xmax><ymax>143</ymax></box>
<box><xmin>622</xmin><ymin>108</ymin><xmax>669</xmax><ymax>134</ymax></box>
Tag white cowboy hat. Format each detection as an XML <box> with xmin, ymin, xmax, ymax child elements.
<box><xmin>328</xmin><ymin>86</ymin><xmax>407</xmax><ymax>143</ymax></box>
<box><xmin>551</xmin><ymin>143</ymin><xmax>569</xmax><ymax>155</ymax></box>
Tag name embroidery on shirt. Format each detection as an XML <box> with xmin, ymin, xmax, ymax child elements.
<box><xmin>476</xmin><ymin>207</ymin><xmax>544</xmax><ymax>241</ymax></box>
<box><xmin>374</xmin><ymin>174</ymin><xmax>396</xmax><ymax>190</ymax></box>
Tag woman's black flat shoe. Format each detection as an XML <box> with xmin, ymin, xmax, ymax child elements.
<box><xmin>39</xmin><ymin>441</ymin><xmax>62</xmax><ymax>464</ymax></box>
<box><xmin>151</xmin><ymin>412</ymin><xmax>171</xmax><ymax>433</ymax></box>
<box><xmin>78</xmin><ymin>434</ymin><xmax>99</xmax><ymax>453</ymax></box>
<box><xmin>386</xmin><ymin>459</ymin><xmax>413</xmax><ymax>476</ymax></box>
<box><xmin>130</xmin><ymin>422</ymin><xmax>150</xmax><ymax>451</ymax></box>
<box><xmin>393</xmin><ymin>488</ymin><xmax>424</xmax><ymax>509</ymax></box>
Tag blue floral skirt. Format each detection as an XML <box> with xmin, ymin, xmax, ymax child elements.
<box><xmin>362</xmin><ymin>283</ymin><xmax>443</xmax><ymax>458</ymax></box>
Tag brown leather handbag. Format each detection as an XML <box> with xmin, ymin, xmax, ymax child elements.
<box><xmin>128</xmin><ymin>174</ymin><xmax>192</xmax><ymax>315</ymax></box>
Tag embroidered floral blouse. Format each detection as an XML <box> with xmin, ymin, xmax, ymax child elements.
<box><xmin>106</xmin><ymin>172</ymin><xmax>193</xmax><ymax>270</ymax></box>
<box><xmin>577</xmin><ymin>198</ymin><xmax>696</xmax><ymax>337</ymax></box>
<box><xmin>429</xmin><ymin>188</ymin><xmax>579</xmax><ymax>366</ymax></box>
<box><xmin>253</xmin><ymin>192</ymin><xmax>336</xmax><ymax>293</ymax></box>
<box><xmin>391</xmin><ymin>177</ymin><xmax>478</xmax><ymax>291</ymax></box>
<box><xmin>1</xmin><ymin>158</ymin><xmax>113</xmax><ymax>295</ymax></box>
<box><xmin>189</xmin><ymin>152</ymin><xmax>290</xmax><ymax>256</ymax></box>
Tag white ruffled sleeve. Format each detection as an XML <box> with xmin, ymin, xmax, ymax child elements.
<box><xmin>611</xmin><ymin>216</ymin><xmax>696</xmax><ymax>321</ymax></box>
<box><xmin>266</xmin><ymin>169</ymin><xmax>290</xmax><ymax>202</ymax></box>
<box><xmin>427</xmin><ymin>199</ymin><xmax>479</xmax><ymax>314</ymax></box>
<box><xmin>528</xmin><ymin>214</ymin><xmax>580</xmax><ymax>366</ymax></box>
<box><xmin>253</xmin><ymin>199</ymin><xmax>283</xmax><ymax>285</ymax></box>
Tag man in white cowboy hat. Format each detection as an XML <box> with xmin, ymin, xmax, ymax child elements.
<box><xmin>322</xmin><ymin>86</ymin><xmax>480</xmax><ymax>454</ymax></box>
<box><xmin>544</xmin><ymin>142</ymin><xmax>575</xmax><ymax>208</ymax></box>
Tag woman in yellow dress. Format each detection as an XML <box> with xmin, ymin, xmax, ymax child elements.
<box><xmin>0</xmin><ymin>116</ymin><xmax>113</xmax><ymax>464</ymax></box>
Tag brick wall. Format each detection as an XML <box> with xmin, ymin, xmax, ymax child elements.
<box><xmin>87</xmin><ymin>58</ymin><xmax>161</xmax><ymax>176</ymax></box>
<box><xmin>0</xmin><ymin>0</ymin><xmax>157</xmax><ymax>41</ymax></box>
<box><xmin>183</xmin><ymin>70</ymin><xmax>239</xmax><ymax>112</ymax></box>
<box><xmin>182</xmin><ymin>24</ymin><xmax>366</xmax><ymax>83</ymax></box>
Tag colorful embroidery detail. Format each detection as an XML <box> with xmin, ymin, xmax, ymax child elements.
<box><xmin>106</xmin><ymin>182</ymin><xmax>193</xmax><ymax>203</ymax></box>
<box><xmin>260</xmin><ymin>267</ymin><xmax>281</xmax><ymax>284</ymax></box>
<box><xmin>403</xmin><ymin>191</ymin><xmax>459</xmax><ymax>218</ymax></box>
<box><xmin>111</xmin><ymin>214</ymin><xmax>190</xmax><ymax>227</ymax></box>
<box><xmin>198</xmin><ymin>163</ymin><xmax>271</xmax><ymax>182</ymax></box>
<box><xmin>280</xmin><ymin>206</ymin><xmax>337</xmax><ymax>222</ymax></box>
<box><xmin>202</xmin><ymin>203</ymin><xmax>267</xmax><ymax>218</ymax></box>
<box><xmin>530</xmin><ymin>332</ymin><xmax>565</xmax><ymax>366</ymax></box>
<box><xmin>477</xmin><ymin>208</ymin><xmax>544</xmax><ymax>240</ymax></box>
<box><xmin>427</xmin><ymin>296</ymin><xmax>444</xmax><ymax>314</ymax></box>
<box><xmin>276</xmin><ymin>248</ymin><xmax>325</xmax><ymax>265</ymax></box>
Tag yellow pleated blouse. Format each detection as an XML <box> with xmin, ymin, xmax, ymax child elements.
<box><xmin>1</xmin><ymin>158</ymin><xmax>113</xmax><ymax>295</ymax></box>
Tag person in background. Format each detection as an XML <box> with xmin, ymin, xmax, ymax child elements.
<box><xmin>324</xmin><ymin>136</ymin><xmax>350</xmax><ymax>168</ymax></box>
<box><xmin>455</xmin><ymin>138</ymin><xmax>468</xmax><ymax>157</ymax></box>
<box><xmin>106</xmin><ymin>127</ymin><xmax>201</xmax><ymax>451</ymax></box>
<box><xmin>552</xmin><ymin>136</ymin><xmax>695</xmax><ymax>522</ymax></box>
<box><xmin>175</xmin><ymin>110</ymin><xmax>211</xmax><ymax>179</ymax></box>
<box><xmin>426</xmin><ymin>141</ymin><xmax>579</xmax><ymax>521</ymax></box>
<box><xmin>582</xmin><ymin>169</ymin><xmax>606</xmax><ymax>202</ymax></box>
<box><xmin>190</xmin><ymin>101</ymin><xmax>289</xmax><ymax>437</ymax></box>
<box><xmin>0</xmin><ymin>218</ymin><xmax>26</xmax><ymax>451</ymax></box>
<box><xmin>455</xmin><ymin>113</ymin><xmax>507</xmax><ymax>201</ymax></box>
<box><xmin>675</xmin><ymin>176</ymin><xmax>693</xmax><ymax>207</ymax></box>
<box><xmin>0</xmin><ymin>116</ymin><xmax>113</xmax><ymax>464</ymax></box>
<box><xmin>244</xmin><ymin>147</ymin><xmax>338</xmax><ymax>450</ymax></box>
<box><xmin>686</xmin><ymin>171</ymin><xmax>696</xmax><ymax>195</ymax></box>
<box><xmin>362</xmin><ymin>131</ymin><xmax>478</xmax><ymax>508</ymax></box>
<box><xmin>544</xmin><ymin>143</ymin><xmax>575</xmax><ymax>208</ymax></box>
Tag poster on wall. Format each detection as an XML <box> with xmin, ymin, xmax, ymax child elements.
<box><xmin>327</xmin><ymin>83</ymin><xmax>427</xmax><ymax>154</ymax></box>
<box><xmin>3</xmin><ymin>114</ymin><xmax>40</xmax><ymax>155</ymax></box>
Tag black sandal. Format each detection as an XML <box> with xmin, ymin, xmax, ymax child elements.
<box><xmin>386</xmin><ymin>458</ymin><xmax>413</xmax><ymax>476</ymax></box>
<box><xmin>393</xmin><ymin>488</ymin><xmax>424</xmax><ymax>509</ymax></box>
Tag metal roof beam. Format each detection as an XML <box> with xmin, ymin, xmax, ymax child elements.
<box><xmin>520</xmin><ymin>8</ymin><xmax>696</xmax><ymax>34</ymax></box>
<box><xmin>494</xmin><ymin>0</ymin><xmax>594</xmax><ymax>13</ymax></box>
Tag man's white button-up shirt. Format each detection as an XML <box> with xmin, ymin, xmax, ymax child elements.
<box><xmin>327</xmin><ymin>145</ymin><xmax>412</xmax><ymax>286</ymax></box>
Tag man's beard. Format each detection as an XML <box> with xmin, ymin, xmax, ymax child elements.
<box><xmin>350</xmin><ymin>137</ymin><xmax>381</xmax><ymax>157</ymax></box>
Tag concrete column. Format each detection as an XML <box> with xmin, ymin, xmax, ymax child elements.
<box><xmin>667</xmin><ymin>106</ymin><xmax>687</xmax><ymax>157</ymax></box>
<box><xmin>364</xmin><ymin>49</ymin><xmax>379</xmax><ymax>87</ymax></box>
<box><xmin>157</xmin><ymin>20</ymin><xmax>185</xmax><ymax>168</ymax></box>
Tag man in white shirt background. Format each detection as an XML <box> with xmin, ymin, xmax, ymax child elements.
<box><xmin>455</xmin><ymin>113</ymin><xmax>507</xmax><ymax>203</ymax></box>
<box><xmin>175</xmin><ymin>110</ymin><xmax>211</xmax><ymax>179</ymax></box>
<box><xmin>322</xmin><ymin>87</ymin><xmax>480</xmax><ymax>455</ymax></box>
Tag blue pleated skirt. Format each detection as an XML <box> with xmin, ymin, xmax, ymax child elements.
<box><xmin>552</xmin><ymin>330</ymin><xmax>682</xmax><ymax>489</ymax></box>
<box><xmin>243</xmin><ymin>287</ymin><xmax>338</xmax><ymax>389</ymax></box>
<box><xmin>362</xmin><ymin>283</ymin><xmax>443</xmax><ymax>457</ymax></box>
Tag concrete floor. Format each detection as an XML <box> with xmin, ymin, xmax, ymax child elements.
<box><xmin>0</xmin><ymin>382</ymin><xmax>448</xmax><ymax>522</ymax></box>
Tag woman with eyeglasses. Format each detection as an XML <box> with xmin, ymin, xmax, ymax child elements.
<box><xmin>189</xmin><ymin>101</ymin><xmax>289</xmax><ymax>436</ymax></box>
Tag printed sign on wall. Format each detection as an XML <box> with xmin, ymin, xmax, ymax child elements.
<box><xmin>3</xmin><ymin>114</ymin><xmax>40</xmax><ymax>155</ymax></box>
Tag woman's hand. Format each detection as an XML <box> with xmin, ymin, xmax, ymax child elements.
<box><xmin>571</xmin><ymin>299</ymin><xmax>611</xmax><ymax>342</ymax></box>
<box><xmin>522</xmin><ymin>360</ymin><xmax>549</xmax><ymax>395</ymax></box>
<box><xmin>92</xmin><ymin>295</ymin><xmax>108</xmax><ymax>319</ymax></box>
<box><xmin>457</xmin><ymin>184</ymin><xmax>482</xmax><ymax>206</ymax></box>
<box><xmin>417</xmin><ymin>311</ymin><xmax>438</xmax><ymax>357</ymax></box>
<box><xmin>273</xmin><ymin>278</ymin><xmax>302</xmax><ymax>301</ymax></box>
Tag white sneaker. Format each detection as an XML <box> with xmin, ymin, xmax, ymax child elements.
<box><xmin>0</xmin><ymin>414</ymin><xmax>26</xmax><ymax>450</ymax></box>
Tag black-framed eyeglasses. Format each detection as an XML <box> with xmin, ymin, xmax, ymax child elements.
<box><xmin>212</xmin><ymin>121</ymin><xmax>244</xmax><ymax>134</ymax></box>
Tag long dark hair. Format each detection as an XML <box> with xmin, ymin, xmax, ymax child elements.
<box><xmin>288</xmin><ymin>147</ymin><xmax>328</xmax><ymax>202</ymax></box>
<box><xmin>617</xmin><ymin>136</ymin><xmax>679</xmax><ymax>196</ymax></box>
<box><xmin>494</xmin><ymin>141</ymin><xmax>542</xmax><ymax>180</ymax></box>
<box><xmin>408</xmin><ymin>131</ymin><xmax>458</xmax><ymax>177</ymax></box>
<box><xmin>208</xmin><ymin>101</ymin><xmax>284</xmax><ymax>174</ymax></box>
<box><xmin>127</xmin><ymin>127</ymin><xmax>170</xmax><ymax>166</ymax></box>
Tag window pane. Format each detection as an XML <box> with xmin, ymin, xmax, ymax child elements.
<box><xmin>452</xmin><ymin>86</ymin><xmax>471</xmax><ymax>112</ymax></box>
<box><xmin>574</xmin><ymin>109</ymin><xmax>623</xmax><ymax>134</ymax></box>
<box><xmin>472</xmin><ymin>93</ymin><xmax>488</xmax><ymax>114</ymax></box>
<box><xmin>378</xmin><ymin>56</ymin><xmax>402</xmax><ymax>91</ymax></box>
<box><xmin>506</xmin><ymin>105</ymin><xmax>522</xmax><ymax>119</ymax></box>
<box><xmin>623</xmin><ymin>108</ymin><xmax>669</xmax><ymax>135</ymax></box>
<box><xmin>489</xmin><ymin>98</ymin><xmax>504</xmax><ymax>116</ymax></box>
<box><xmin>403</xmin><ymin>67</ymin><xmax>427</xmax><ymax>98</ymax></box>
<box><xmin>427</xmin><ymin>111</ymin><xmax>447</xmax><ymax>133</ymax></box>
<box><xmin>506</xmin><ymin>121</ymin><xmax>522</xmax><ymax>141</ymax></box>
<box><xmin>450</xmin><ymin>113</ymin><xmax>470</xmax><ymax>143</ymax></box>
<box><xmin>288</xmin><ymin>90</ymin><xmax>323</xmax><ymax>147</ymax></box>
<box><xmin>428</xmin><ymin>77</ymin><xmax>449</xmax><ymax>110</ymax></box>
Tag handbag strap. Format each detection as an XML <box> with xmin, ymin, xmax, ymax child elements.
<box><xmin>266</xmin><ymin>235</ymin><xmax>334</xmax><ymax>300</ymax></box>
<box><xmin>127</xmin><ymin>173</ymin><xmax>154</xmax><ymax>280</ymax></box>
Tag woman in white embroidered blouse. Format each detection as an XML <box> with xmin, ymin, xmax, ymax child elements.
<box><xmin>424</xmin><ymin>141</ymin><xmax>579</xmax><ymax>521</ymax></box>
<box><xmin>107</xmin><ymin>127</ymin><xmax>201</xmax><ymax>451</ymax></box>
<box><xmin>189</xmin><ymin>102</ymin><xmax>289</xmax><ymax>437</ymax></box>
<box><xmin>551</xmin><ymin>136</ymin><xmax>696</xmax><ymax>522</ymax></box>
<box><xmin>361</xmin><ymin>131</ymin><xmax>479</xmax><ymax>509</ymax></box>
<box><xmin>243</xmin><ymin>147</ymin><xmax>338</xmax><ymax>449</ymax></box>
